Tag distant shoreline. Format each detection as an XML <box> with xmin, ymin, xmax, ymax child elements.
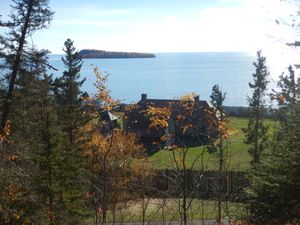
<box><xmin>78</xmin><ymin>49</ymin><xmax>155</xmax><ymax>59</ymax></box>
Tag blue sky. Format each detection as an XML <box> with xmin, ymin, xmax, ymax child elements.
<box><xmin>0</xmin><ymin>0</ymin><xmax>299</xmax><ymax>70</ymax></box>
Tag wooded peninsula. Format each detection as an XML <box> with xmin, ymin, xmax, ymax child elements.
<box><xmin>79</xmin><ymin>49</ymin><xmax>155</xmax><ymax>58</ymax></box>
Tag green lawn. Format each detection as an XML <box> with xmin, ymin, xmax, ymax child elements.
<box><xmin>149</xmin><ymin>117</ymin><xmax>277</xmax><ymax>171</ymax></box>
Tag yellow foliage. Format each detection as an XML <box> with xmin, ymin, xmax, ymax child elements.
<box><xmin>179</xmin><ymin>92</ymin><xmax>197</xmax><ymax>101</ymax></box>
<box><xmin>93</xmin><ymin>67</ymin><xmax>120</xmax><ymax>111</ymax></box>
<box><xmin>21</xmin><ymin>217</ymin><xmax>30</xmax><ymax>225</ymax></box>
<box><xmin>83</xmin><ymin>119</ymin><xmax>152</xmax><ymax>204</ymax></box>
<box><xmin>83</xmin><ymin>67</ymin><xmax>120</xmax><ymax>119</ymax></box>
<box><xmin>146</xmin><ymin>106</ymin><xmax>171</xmax><ymax>129</ymax></box>
<box><xmin>84</xmin><ymin>127</ymin><xmax>145</xmax><ymax>173</ymax></box>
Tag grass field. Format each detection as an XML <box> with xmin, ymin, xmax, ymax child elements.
<box><xmin>102</xmin><ymin>198</ymin><xmax>244</xmax><ymax>223</ymax></box>
<box><xmin>149</xmin><ymin>117</ymin><xmax>277</xmax><ymax>171</ymax></box>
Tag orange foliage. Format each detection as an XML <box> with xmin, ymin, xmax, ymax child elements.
<box><xmin>8</xmin><ymin>154</ymin><xmax>19</xmax><ymax>162</ymax></box>
<box><xmin>85</xmin><ymin>128</ymin><xmax>145</xmax><ymax>171</ymax></box>
<box><xmin>0</xmin><ymin>121</ymin><xmax>11</xmax><ymax>143</ymax></box>
<box><xmin>3</xmin><ymin>185</ymin><xmax>23</xmax><ymax>201</ymax></box>
<box><xmin>145</xmin><ymin>94</ymin><xmax>200</xmax><ymax>135</ymax></box>
<box><xmin>278</xmin><ymin>95</ymin><xmax>286</xmax><ymax>104</ymax></box>
<box><xmin>84</xmin><ymin>125</ymin><xmax>149</xmax><ymax>207</ymax></box>
<box><xmin>205</xmin><ymin>107</ymin><xmax>230</xmax><ymax>140</ymax></box>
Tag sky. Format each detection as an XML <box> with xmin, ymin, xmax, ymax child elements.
<box><xmin>0</xmin><ymin>0</ymin><xmax>299</xmax><ymax>73</ymax></box>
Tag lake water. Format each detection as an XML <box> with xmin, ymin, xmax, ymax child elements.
<box><xmin>49</xmin><ymin>52</ymin><xmax>256</xmax><ymax>106</ymax></box>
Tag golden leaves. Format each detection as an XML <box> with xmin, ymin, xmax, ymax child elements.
<box><xmin>144</xmin><ymin>93</ymin><xmax>204</xmax><ymax>140</ymax></box>
<box><xmin>85</xmin><ymin>128</ymin><xmax>145</xmax><ymax>172</ymax></box>
<box><xmin>0</xmin><ymin>121</ymin><xmax>11</xmax><ymax>143</ymax></box>
<box><xmin>3</xmin><ymin>185</ymin><xmax>23</xmax><ymax>202</ymax></box>
<box><xmin>85</xmin><ymin>67</ymin><xmax>120</xmax><ymax>116</ymax></box>
<box><xmin>146</xmin><ymin>106</ymin><xmax>171</xmax><ymax>129</ymax></box>
<box><xmin>180</xmin><ymin>92</ymin><xmax>197</xmax><ymax>101</ymax></box>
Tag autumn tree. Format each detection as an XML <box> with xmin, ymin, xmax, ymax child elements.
<box><xmin>145</xmin><ymin>94</ymin><xmax>212</xmax><ymax>225</ymax></box>
<box><xmin>243</xmin><ymin>51</ymin><xmax>269</xmax><ymax>164</ymax></box>
<box><xmin>84</xmin><ymin>68</ymin><xmax>146</xmax><ymax>225</ymax></box>
<box><xmin>86</xmin><ymin>129</ymin><xmax>146</xmax><ymax>225</ymax></box>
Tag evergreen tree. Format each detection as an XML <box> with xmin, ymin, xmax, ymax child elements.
<box><xmin>210</xmin><ymin>84</ymin><xmax>228</xmax><ymax>224</ymax></box>
<box><xmin>247</xmin><ymin>98</ymin><xmax>300</xmax><ymax>225</ymax></box>
<box><xmin>53</xmin><ymin>39</ymin><xmax>88</xmax><ymax>222</ymax></box>
<box><xmin>0</xmin><ymin>48</ymin><xmax>66</xmax><ymax>224</ymax></box>
<box><xmin>277</xmin><ymin>66</ymin><xmax>298</xmax><ymax>106</ymax></box>
<box><xmin>0</xmin><ymin>0</ymin><xmax>53</xmax><ymax>135</ymax></box>
<box><xmin>54</xmin><ymin>38</ymin><xmax>86</xmax><ymax>144</ymax></box>
<box><xmin>243</xmin><ymin>50</ymin><xmax>269</xmax><ymax>164</ymax></box>
<box><xmin>33</xmin><ymin>74</ymin><xmax>65</xmax><ymax>225</ymax></box>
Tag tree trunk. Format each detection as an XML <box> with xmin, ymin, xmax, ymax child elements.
<box><xmin>254</xmin><ymin>105</ymin><xmax>260</xmax><ymax>164</ymax></box>
<box><xmin>217</xmin><ymin>107</ymin><xmax>224</xmax><ymax>224</ymax></box>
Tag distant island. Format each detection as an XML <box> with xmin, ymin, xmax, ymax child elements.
<box><xmin>78</xmin><ymin>49</ymin><xmax>155</xmax><ymax>59</ymax></box>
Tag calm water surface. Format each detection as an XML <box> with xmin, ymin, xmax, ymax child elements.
<box><xmin>49</xmin><ymin>52</ymin><xmax>255</xmax><ymax>106</ymax></box>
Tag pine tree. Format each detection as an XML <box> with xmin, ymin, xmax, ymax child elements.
<box><xmin>243</xmin><ymin>50</ymin><xmax>269</xmax><ymax>164</ymax></box>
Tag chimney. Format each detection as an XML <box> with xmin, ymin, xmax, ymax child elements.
<box><xmin>194</xmin><ymin>95</ymin><xmax>200</xmax><ymax>103</ymax></box>
<box><xmin>141</xmin><ymin>93</ymin><xmax>147</xmax><ymax>101</ymax></box>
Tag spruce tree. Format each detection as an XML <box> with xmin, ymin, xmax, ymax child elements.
<box><xmin>54</xmin><ymin>38</ymin><xmax>86</xmax><ymax>144</ymax></box>
<box><xmin>247</xmin><ymin>83</ymin><xmax>300</xmax><ymax>224</ymax></box>
<box><xmin>0</xmin><ymin>0</ymin><xmax>53</xmax><ymax>135</ymax></box>
<box><xmin>210</xmin><ymin>84</ymin><xmax>227</xmax><ymax>224</ymax></box>
<box><xmin>277</xmin><ymin>65</ymin><xmax>298</xmax><ymax>106</ymax></box>
<box><xmin>53</xmin><ymin>39</ymin><xmax>88</xmax><ymax>222</ymax></box>
<box><xmin>33</xmin><ymin>74</ymin><xmax>65</xmax><ymax>225</ymax></box>
<box><xmin>0</xmin><ymin>48</ymin><xmax>66</xmax><ymax>224</ymax></box>
<box><xmin>243</xmin><ymin>50</ymin><xmax>269</xmax><ymax>164</ymax></box>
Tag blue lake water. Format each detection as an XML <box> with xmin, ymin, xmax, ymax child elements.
<box><xmin>49</xmin><ymin>52</ymin><xmax>256</xmax><ymax>106</ymax></box>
